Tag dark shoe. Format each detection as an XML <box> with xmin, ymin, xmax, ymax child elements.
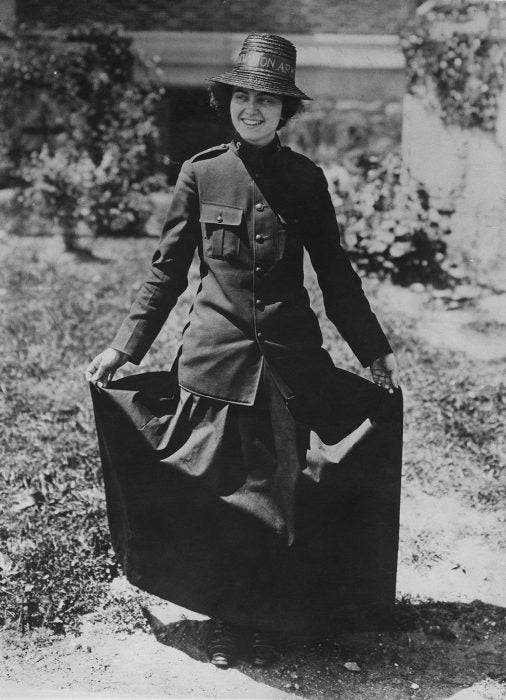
<box><xmin>251</xmin><ymin>630</ymin><xmax>277</xmax><ymax>667</ymax></box>
<box><xmin>207</xmin><ymin>619</ymin><xmax>239</xmax><ymax>669</ymax></box>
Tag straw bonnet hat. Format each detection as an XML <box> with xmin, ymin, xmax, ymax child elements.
<box><xmin>208</xmin><ymin>33</ymin><xmax>312</xmax><ymax>100</ymax></box>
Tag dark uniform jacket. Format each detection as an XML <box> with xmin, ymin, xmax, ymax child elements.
<box><xmin>111</xmin><ymin>136</ymin><xmax>392</xmax><ymax>406</ymax></box>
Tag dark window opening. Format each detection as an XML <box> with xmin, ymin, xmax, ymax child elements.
<box><xmin>159</xmin><ymin>87</ymin><xmax>232</xmax><ymax>183</ymax></box>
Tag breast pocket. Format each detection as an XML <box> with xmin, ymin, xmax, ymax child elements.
<box><xmin>199</xmin><ymin>202</ymin><xmax>243</xmax><ymax>262</ymax></box>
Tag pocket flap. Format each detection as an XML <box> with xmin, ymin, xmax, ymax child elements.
<box><xmin>199</xmin><ymin>202</ymin><xmax>243</xmax><ymax>226</ymax></box>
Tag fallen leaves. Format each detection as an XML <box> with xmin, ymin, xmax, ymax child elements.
<box><xmin>11</xmin><ymin>490</ymin><xmax>45</xmax><ymax>513</ymax></box>
<box><xmin>0</xmin><ymin>551</ymin><xmax>16</xmax><ymax>574</ymax></box>
<box><xmin>343</xmin><ymin>661</ymin><xmax>361</xmax><ymax>672</ymax></box>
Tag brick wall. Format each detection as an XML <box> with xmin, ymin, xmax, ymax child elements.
<box><xmin>17</xmin><ymin>0</ymin><xmax>405</xmax><ymax>35</ymax></box>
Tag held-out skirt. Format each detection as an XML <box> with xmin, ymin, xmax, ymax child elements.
<box><xmin>90</xmin><ymin>358</ymin><xmax>402</xmax><ymax>638</ymax></box>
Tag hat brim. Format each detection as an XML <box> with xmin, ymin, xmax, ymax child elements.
<box><xmin>208</xmin><ymin>70</ymin><xmax>312</xmax><ymax>100</ymax></box>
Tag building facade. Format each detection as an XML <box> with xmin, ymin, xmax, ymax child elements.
<box><xmin>3</xmin><ymin>1</ymin><xmax>409</xmax><ymax>167</ymax></box>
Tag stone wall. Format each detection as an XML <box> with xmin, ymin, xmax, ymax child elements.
<box><xmin>402</xmin><ymin>2</ymin><xmax>506</xmax><ymax>286</ymax></box>
<box><xmin>17</xmin><ymin>0</ymin><xmax>405</xmax><ymax>35</ymax></box>
<box><xmin>403</xmin><ymin>93</ymin><xmax>506</xmax><ymax>286</ymax></box>
<box><xmin>0</xmin><ymin>0</ymin><xmax>16</xmax><ymax>31</ymax></box>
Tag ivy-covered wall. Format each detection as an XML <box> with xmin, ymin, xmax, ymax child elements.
<box><xmin>17</xmin><ymin>0</ymin><xmax>405</xmax><ymax>35</ymax></box>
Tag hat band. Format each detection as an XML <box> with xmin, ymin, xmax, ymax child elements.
<box><xmin>237</xmin><ymin>51</ymin><xmax>295</xmax><ymax>79</ymax></box>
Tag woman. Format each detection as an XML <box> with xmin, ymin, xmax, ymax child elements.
<box><xmin>86</xmin><ymin>33</ymin><xmax>401</xmax><ymax>669</ymax></box>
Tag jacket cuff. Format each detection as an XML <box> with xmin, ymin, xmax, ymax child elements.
<box><xmin>359</xmin><ymin>337</ymin><xmax>393</xmax><ymax>368</ymax></box>
<box><xmin>109</xmin><ymin>323</ymin><xmax>148</xmax><ymax>366</ymax></box>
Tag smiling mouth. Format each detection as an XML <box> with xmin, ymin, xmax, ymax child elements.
<box><xmin>241</xmin><ymin>119</ymin><xmax>263</xmax><ymax>126</ymax></box>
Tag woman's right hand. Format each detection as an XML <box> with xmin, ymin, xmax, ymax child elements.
<box><xmin>85</xmin><ymin>348</ymin><xmax>130</xmax><ymax>387</ymax></box>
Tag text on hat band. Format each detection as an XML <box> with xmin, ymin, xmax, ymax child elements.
<box><xmin>237</xmin><ymin>51</ymin><xmax>295</xmax><ymax>78</ymax></box>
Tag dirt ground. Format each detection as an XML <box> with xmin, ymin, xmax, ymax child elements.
<box><xmin>1</xmin><ymin>576</ymin><xmax>506</xmax><ymax>700</ymax></box>
<box><xmin>1</xmin><ymin>244</ymin><xmax>505</xmax><ymax>700</ymax></box>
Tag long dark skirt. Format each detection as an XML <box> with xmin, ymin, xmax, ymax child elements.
<box><xmin>90</xmin><ymin>360</ymin><xmax>402</xmax><ymax>638</ymax></box>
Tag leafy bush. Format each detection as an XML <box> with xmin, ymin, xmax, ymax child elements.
<box><xmin>284</xmin><ymin>95</ymin><xmax>402</xmax><ymax>163</ymax></box>
<box><xmin>19</xmin><ymin>142</ymin><xmax>166</xmax><ymax>247</ymax></box>
<box><xmin>326</xmin><ymin>153</ymin><xmax>454</xmax><ymax>284</ymax></box>
<box><xmin>0</xmin><ymin>23</ymin><xmax>167</xmax><ymax>245</ymax></box>
<box><xmin>400</xmin><ymin>1</ymin><xmax>506</xmax><ymax>131</ymax></box>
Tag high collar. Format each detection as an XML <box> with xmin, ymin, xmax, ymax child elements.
<box><xmin>230</xmin><ymin>133</ymin><xmax>282</xmax><ymax>169</ymax></box>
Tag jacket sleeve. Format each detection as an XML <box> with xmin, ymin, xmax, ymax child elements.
<box><xmin>110</xmin><ymin>160</ymin><xmax>199</xmax><ymax>364</ymax></box>
<box><xmin>304</xmin><ymin>166</ymin><xmax>392</xmax><ymax>367</ymax></box>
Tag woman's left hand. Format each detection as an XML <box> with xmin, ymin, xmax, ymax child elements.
<box><xmin>370</xmin><ymin>353</ymin><xmax>400</xmax><ymax>394</ymax></box>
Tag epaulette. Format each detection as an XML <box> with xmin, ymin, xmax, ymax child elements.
<box><xmin>189</xmin><ymin>143</ymin><xmax>229</xmax><ymax>163</ymax></box>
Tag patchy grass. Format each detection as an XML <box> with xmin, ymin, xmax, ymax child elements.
<box><xmin>0</xmin><ymin>235</ymin><xmax>505</xmax><ymax>642</ymax></box>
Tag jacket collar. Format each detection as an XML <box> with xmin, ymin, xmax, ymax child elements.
<box><xmin>230</xmin><ymin>133</ymin><xmax>282</xmax><ymax>170</ymax></box>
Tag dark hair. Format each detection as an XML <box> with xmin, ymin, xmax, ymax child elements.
<box><xmin>209</xmin><ymin>83</ymin><xmax>303</xmax><ymax>129</ymax></box>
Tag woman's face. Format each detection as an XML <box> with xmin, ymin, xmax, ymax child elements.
<box><xmin>230</xmin><ymin>87</ymin><xmax>283</xmax><ymax>147</ymax></box>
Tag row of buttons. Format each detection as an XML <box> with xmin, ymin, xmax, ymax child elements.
<box><xmin>255</xmin><ymin>203</ymin><xmax>266</xmax><ymax>342</ymax></box>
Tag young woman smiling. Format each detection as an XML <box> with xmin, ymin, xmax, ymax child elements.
<box><xmin>229</xmin><ymin>88</ymin><xmax>283</xmax><ymax>146</ymax></box>
<box><xmin>87</xmin><ymin>33</ymin><xmax>402</xmax><ymax>670</ymax></box>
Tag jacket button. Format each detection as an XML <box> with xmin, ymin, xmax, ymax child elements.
<box><xmin>255</xmin><ymin>203</ymin><xmax>265</xmax><ymax>212</ymax></box>
<box><xmin>255</xmin><ymin>266</ymin><xmax>263</xmax><ymax>276</ymax></box>
<box><xmin>255</xmin><ymin>299</ymin><xmax>264</xmax><ymax>310</ymax></box>
<box><xmin>255</xmin><ymin>234</ymin><xmax>264</xmax><ymax>243</ymax></box>
<box><xmin>216</xmin><ymin>215</ymin><xmax>223</xmax><ymax>223</ymax></box>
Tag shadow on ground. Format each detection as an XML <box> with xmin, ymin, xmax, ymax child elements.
<box><xmin>140</xmin><ymin>598</ymin><xmax>506</xmax><ymax>699</ymax></box>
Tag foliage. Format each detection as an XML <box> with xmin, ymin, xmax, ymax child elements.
<box><xmin>0</xmin><ymin>23</ymin><xmax>167</xmax><ymax>243</ymax></box>
<box><xmin>284</xmin><ymin>96</ymin><xmax>402</xmax><ymax>163</ymax></box>
<box><xmin>328</xmin><ymin>153</ymin><xmax>454</xmax><ymax>285</ymax></box>
<box><xmin>1</xmin><ymin>237</ymin><xmax>505</xmax><ymax>633</ymax></box>
<box><xmin>19</xmin><ymin>143</ymin><xmax>165</xmax><ymax>246</ymax></box>
<box><xmin>400</xmin><ymin>1</ymin><xmax>506</xmax><ymax>130</ymax></box>
<box><xmin>2</xmin><ymin>508</ymin><xmax>117</xmax><ymax>632</ymax></box>
<box><xmin>0</xmin><ymin>237</ymin><xmax>186</xmax><ymax>633</ymax></box>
